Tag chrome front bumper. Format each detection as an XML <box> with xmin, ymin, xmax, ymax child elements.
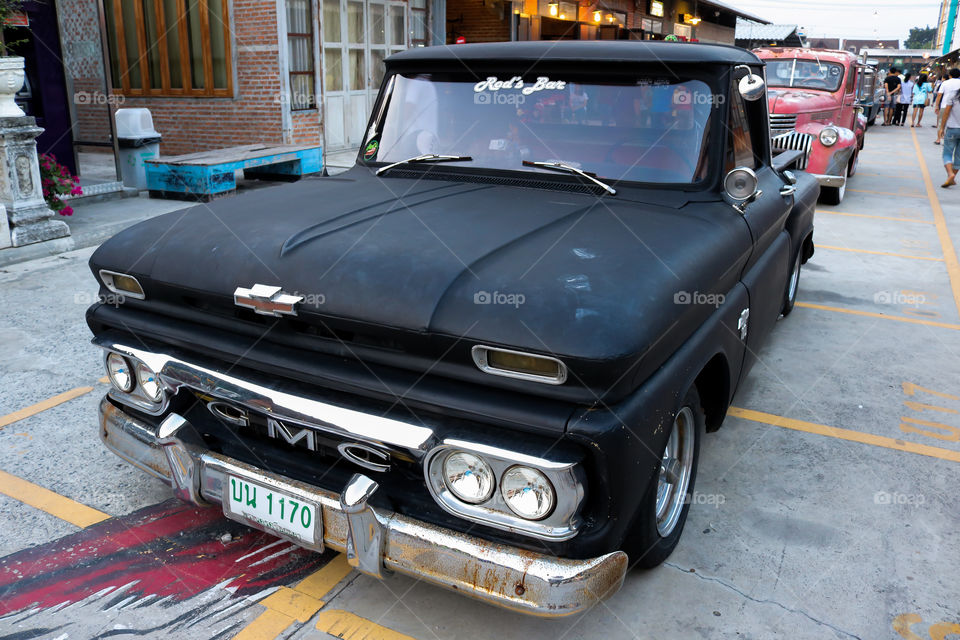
<box><xmin>98</xmin><ymin>397</ymin><xmax>628</xmax><ymax>617</ymax></box>
<box><xmin>810</xmin><ymin>173</ymin><xmax>846</xmax><ymax>187</ymax></box>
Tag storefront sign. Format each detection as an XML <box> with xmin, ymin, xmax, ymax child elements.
<box><xmin>650</xmin><ymin>1</ymin><xmax>664</xmax><ymax>18</ymax></box>
<box><xmin>674</xmin><ymin>23</ymin><xmax>692</xmax><ymax>39</ymax></box>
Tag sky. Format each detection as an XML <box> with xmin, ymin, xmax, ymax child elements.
<box><xmin>726</xmin><ymin>0</ymin><xmax>942</xmax><ymax>45</ymax></box>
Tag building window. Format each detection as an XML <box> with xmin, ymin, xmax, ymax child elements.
<box><xmin>104</xmin><ymin>0</ymin><xmax>233</xmax><ymax>96</ymax></box>
<box><xmin>287</xmin><ymin>0</ymin><xmax>317</xmax><ymax>109</ymax></box>
<box><xmin>410</xmin><ymin>0</ymin><xmax>428</xmax><ymax>47</ymax></box>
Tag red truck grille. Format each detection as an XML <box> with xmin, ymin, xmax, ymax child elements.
<box><xmin>769</xmin><ymin>114</ymin><xmax>797</xmax><ymax>135</ymax></box>
<box><xmin>772</xmin><ymin>131</ymin><xmax>813</xmax><ymax>170</ymax></box>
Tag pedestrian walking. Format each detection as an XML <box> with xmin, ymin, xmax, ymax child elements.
<box><xmin>896</xmin><ymin>73</ymin><xmax>914</xmax><ymax>125</ymax></box>
<box><xmin>883</xmin><ymin>68</ymin><xmax>901</xmax><ymax>126</ymax></box>
<box><xmin>935</xmin><ymin>69</ymin><xmax>960</xmax><ymax>144</ymax></box>
<box><xmin>910</xmin><ymin>73</ymin><xmax>932</xmax><ymax>127</ymax></box>
<box><xmin>937</xmin><ymin>71</ymin><xmax>960</xmax><ymax>187</ymax></box>
<box><xmin>933</xmin><ymin>72</ymin><xmax>946</xmax><ymax>127</ymax></box>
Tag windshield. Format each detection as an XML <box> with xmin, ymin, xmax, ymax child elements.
<box><xmin>767</xmin><ymin>59</ymin><xmax>846</xmax><ymax>92</ymax></box>
<box><xmin>364</xmin><ymin>72</ymin><xmax>717</xmax><ymax>185</ymax></box>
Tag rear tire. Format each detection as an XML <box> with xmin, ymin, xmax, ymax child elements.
<box><xmin>623</xmin><ymin>386</ymin><xmax>704</xmax><ymax>569</ymax></box>
<box><xmin>781</xmin><ymin>251</ymin><xmax>801</xmax><ymax>316</ymax></box>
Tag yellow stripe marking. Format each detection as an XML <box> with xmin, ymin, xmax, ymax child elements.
<box><xmin>233</xmin><ymin>554</ymin><xmax>356</xmax><ymax>639</ymax></box>
<box><xmin>0</xmin><ymin>386</ymin><xmax>93</xmax><ymax>429</ymax></box>
<box><xmin>912</xmin><ymin>128</ymin><xmax>960</xmax><ymax>316</ymax></box>
<box><xmin>294</xmin><ymin>553</ymin><xmax>354</xmax><ymax>599</ymax></box>
<box><xmin>848</xmin><ymin>188</ymin><xmax>927</xmax><ymax>198</ymax></box>
<box><xmin>817</xmin><ymin>245</ymin><xmax>944</xmax><ymax>261</ymax></box>
<box><xmin>99</xmin><ymin>376</ymin><xmax>110</xmax><ymax>384</ymax></box>
<box><xmin>316</xmin><ymin>610</ymin><xmax>417</xmax><ymax>640</ymax></box>
<box><xmin>816</xmin><ymin>209</ymin><xmax>933</xmax><ymax>224</ymax></box>
<box><xmin>258</xmin><ymin>587</ymin><xmax>324</xmax><ymax>623</ymax></box>
<box><xmin>795</xmin><ymin>302</ymin><xmax>960</xmax><ymax>330</ymax></box>
<box><xmin>0</xmin><ymin>469</ymin><xmax>110</xmax><ymax>527</ymax></box>
<box><xmin>232</xmin><ymin>609</ymin><xmax>296</xmax><ymax>640</ymax></box>
<box><xmin>728</xmin><ymin>407</ymin><xmax>960</xmax><ymax>463</ymax></box>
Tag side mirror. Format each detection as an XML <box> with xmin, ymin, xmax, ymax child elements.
<box><xmin>735</xmin><ymin>64</ymin><xmax>765</xmax><ymax>102</ymax></box>
<box><xmin>723</xmin><ymin>167</ymin><xmax>762</xmax><ymax>213</ymax></box>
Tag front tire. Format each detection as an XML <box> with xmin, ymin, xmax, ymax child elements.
<box><xmin>820</xmin><ymin>173</ymin><xmax>847</xmax><ymax>205</ymax></box>
<box><xmin>624</xmin><ymin>386</ymin><xmax>705</xmax><ymax>569</ymax></box>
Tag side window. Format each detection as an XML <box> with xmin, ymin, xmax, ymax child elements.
<box><xmin>845</xmin><ymin>65</ymin><xmax>857</xmax><ymax>94</ymax></box>
<box><xmin>726</xmin><ymin>84</ymin><xmax>756</xmax><ymax>171</ymax></box>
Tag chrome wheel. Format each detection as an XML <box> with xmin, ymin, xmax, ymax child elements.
<box><xmin>655</xmin><ymin>406</ymin><xmax>696</xmax><ymax>537</ymax></box>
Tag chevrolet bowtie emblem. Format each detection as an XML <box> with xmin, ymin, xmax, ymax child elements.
<box><xmin>234</xmin><ymin>284</ymin><xmax>304</xmax><ymax>317</ymax></box>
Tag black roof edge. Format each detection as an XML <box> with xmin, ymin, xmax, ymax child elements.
<box><xmin>386</xmin><ymin>41</ymin><xmax>763</xmax><ymax>67</ymax></box>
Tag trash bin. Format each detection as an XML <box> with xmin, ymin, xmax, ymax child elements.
<box><xmin>115</xmin><ymin>108</ymin><xmax>161</xmax><ymax>190</ymax></box>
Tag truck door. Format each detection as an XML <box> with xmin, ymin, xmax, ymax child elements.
<box><xmin>728</xmin><ymin>68</ymin><xmax>792</xmax><ymax>383</ymax></box>
<box><xmin>839</xmin><ymin>62</ymin><xmax>859</xmax><ymax>130</ymax></box>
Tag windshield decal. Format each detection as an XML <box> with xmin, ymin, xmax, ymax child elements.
<box><xmin>474</xmin><ymin>76</ymin><xmax>567</xmax><ymax>96</ymax></box>
<box><xmin>363</xmin><ymin>139</ymin><xmax>379</xmax><ymax>161</ymax></box>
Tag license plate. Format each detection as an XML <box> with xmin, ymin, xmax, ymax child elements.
<box><xmin>225</xmin><ymin>475</ymin><xmax>319</xmax><ymax>546</ymax></box>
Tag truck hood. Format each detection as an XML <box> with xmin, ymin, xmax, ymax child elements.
<box><xmin>768</xmin><ymin>88</ymin><xmax>840</xmax><ymax>115</ymax></box>
<box><xmin>90</xmin><ymin>169</ymin><xmax>751</xmax><ymax>397</ymax></box>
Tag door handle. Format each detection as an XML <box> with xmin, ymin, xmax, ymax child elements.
<box><xmin>780</xmin><ymin>184</ymin><xmax>796</xmax><ymax>197</ymax></box>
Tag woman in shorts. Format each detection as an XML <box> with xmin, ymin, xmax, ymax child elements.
<box><xmin>911</xmin><ymin>74</ymin><xmax>933</xmax><ymax>127</ymax></box>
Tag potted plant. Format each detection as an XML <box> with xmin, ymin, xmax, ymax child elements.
<box><xmin>0</xmin><ymin>0</ymin><xmax>26</xmax><ymax>117</ymax></box>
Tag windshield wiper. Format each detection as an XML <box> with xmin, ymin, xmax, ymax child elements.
<box><xmin>522</xmin><ymin>160</ymin><xmax>617</xmax><ymax>195</ymax></box>
<box><xmin>375</xmin><ymin>154</ymin><xmax>472</xmax><ymax>176</ymax></box>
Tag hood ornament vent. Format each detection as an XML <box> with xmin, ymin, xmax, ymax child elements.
<box><xmin>234</xmin><ymin>284</ymin><xmax>304</xmax><ymax>317</ymax></box>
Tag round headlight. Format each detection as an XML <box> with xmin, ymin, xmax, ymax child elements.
<box><xmin>500</xmin><ymin>466</ymin><xmax>555</xmax><ymax>520</ymax></box>
<box><xmin>819</xmin><ymin>127</ymin><xmax>839</xmax><ymax>147</ymax></box>
<box><xmin>136</xmin><ymin>362</ymin><xmax>163</xmax><ymax>403</ymax></box>
<box><xmin>443</xmin><ymin>452</ymin><xmax>495</xmax><ymax>504</ymax></box>
<box><xmin>106</xmin><ymin>353</ymin><xmax>134</xmax><ymax>393</ymax></box>
<box><xmin>723</xmin><ymin>167</ymin><xmax>758</xmax><ymax>200</ymax></box>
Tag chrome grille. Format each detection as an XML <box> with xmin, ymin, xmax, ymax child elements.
<box><xmin>769</xmin><ymin>114</ymin><xmax>798</xmax><ymax>135</ymax></box>
<box><xmin>772</xmin><ymin>131</ymin><xmax>814</xmax><ymax>170</ymax></box>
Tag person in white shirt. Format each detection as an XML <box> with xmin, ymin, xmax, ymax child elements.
<box><xmin>935</xmin><ymin>69</ymin><xmax>960</xmax><ymax>144</ymax></box>
<box><xmin>936</xmin><ymin>68</ymin><xmax>960</xmax><ymax>187</ymax></box>
<box><xmin>896</xmin><ymin>73</ymin><xmax>914</xmax><ymax>126</ymax></box>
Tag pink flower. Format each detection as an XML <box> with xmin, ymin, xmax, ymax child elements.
<box><xmin>59</xmin><ymin>205</ymin><xmax>74</xmax><ymax>216</ymax></box>
<box><xmin>70</xmin><ymin>185</ymin><xmax>83</xmax><ymax>195</ymax></box>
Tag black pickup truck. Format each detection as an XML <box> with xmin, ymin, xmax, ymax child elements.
<box><xmin>88</xmin><ymin>41</ymin><xmax>818</xmax><ymax>616</ymax></box>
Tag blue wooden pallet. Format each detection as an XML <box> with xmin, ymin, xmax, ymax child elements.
<box><xmin>145</xmin><ymin>143</ymin><xmax>322</xmax><ymax>201</ymax></box>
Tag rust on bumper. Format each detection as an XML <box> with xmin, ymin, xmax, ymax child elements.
<box><xmin>98</xmin><ymin>397</ymin><xmax>628</xmax><ymax>617</ymax></box>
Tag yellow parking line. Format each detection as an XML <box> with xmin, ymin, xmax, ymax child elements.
<box><xmin>315</xmin><ymin>610</ymin><xmax>417</xmax><ymax>640</ymax></box>
<box><xmin>848</xmin><ymin>188</ymin><xmax>928</xmax><ymax>198</ymax></box>
<box><xmin>795</xmin><ymin>302</ymin><xmax>960</xmax><ymax>330</ymax></box>
<box><xmin>99</xmin><ymin>376</ymin><xmax>110</xmax><ymax>384</ymax></box>
<box><xmin>912</xmin><ymin>128</ymin><xmax>960</xmax><ymax>316</ymax></box>
<box><xmin>817</xmin><ymin>245</ymin><xmax>943</xmax><ymax>261</ymax></box>
<box><xmin>233</xmin><ymin>554</ymin><xmax>355</xmax><ymax>640</ymax></box>
<box><xmin>293</xmin><ymin>553</ymin><xmax>354</xmax><ymax>599</ymax></box>
<box><xmin>232</xmin><ymin>610</ymin><xmax>295</xmax><ymax>640</ymax></box>
<box><xmin>816</xmin><ymin>210</ymin><xmax>933</xmax><ymax>225</ymax></box>
<box><xmin>0</xmin><ymin>468</ymin><xmax>110</xmax><ymax>528</ymax></box>
<box><xmin>728</xmin><ymin>407</ymin><xmax>960</xmax><ymax>463</ymax></box>
<box><xmin>0</xmin><ymin>386</ymin><xmax>94</xmax><ymax>429</ymax></box>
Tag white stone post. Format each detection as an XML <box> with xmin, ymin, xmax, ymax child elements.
<box><xmin>0</xmin><ymin>115</ymin><xmax>70</xmax><ymax>247</ymax></box>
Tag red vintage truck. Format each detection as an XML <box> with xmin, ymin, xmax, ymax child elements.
<box><xmin>755</xmin><ymin>48</ymin><xmax>867</xmax><ymax>204</ymax></box>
